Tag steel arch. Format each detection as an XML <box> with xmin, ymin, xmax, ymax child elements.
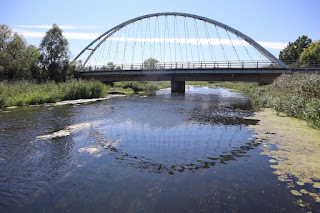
<box><xmin>73</xmin><ymin>12</ymin><xmax>289</xmax><ymax>69</ymax></box>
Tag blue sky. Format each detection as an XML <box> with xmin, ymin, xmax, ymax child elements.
<box><xmin>1</xmin><ymin>0</ymin><xmax>320</xmax><ymax>60</ymax></box>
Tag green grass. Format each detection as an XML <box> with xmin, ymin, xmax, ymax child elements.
<box><xmin>0</xmin><ymin>79</ymin><xmax>107</xmax><ymax>108</ymax></box>
<box><xmin>113</xmin><ymin>81</ymin><xmax>170</xmax><ymax>93</ymax></box>
<box><xmin>0</xmin><ymin>80</ymin><xmax>171</xmax><ymax>108</ymax></box>
<box><xmin>186</xmin><ymin>81</ymin><xmax>260</xmax><ymax>93</ymax></box>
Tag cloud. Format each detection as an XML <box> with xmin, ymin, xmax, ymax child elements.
<box><xmin>257</xmin><ymin>41</ymin><xmax>287</xmax><ymax>50</ymax></box>
<box><xmin>15</xmin><ymin>25</ymin><xmax>106</xmax><ymax>30</ymax></box>
<box><xmin>13</xmin><ymin>29</ymin><xmax>100</xmax><ymax>40</ymax></box>
<box><xmin>14</xmin><ymin>28</ymin><xmax>287</xmax><ymax>50</ymax></box>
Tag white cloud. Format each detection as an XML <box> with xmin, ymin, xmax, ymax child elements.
<box><xmin>13</xmin><ymin>28</ymin><xmax>287</xmax><ymax>50</ymax></box>
<box><xmin>13</xmin><ymin>29</ymin><xmax>100</xmax><ymax>40</ymax></box>
<box><xmin>15</xmin><ymin>25</ymin><xmax>106</xmax><ymax>30</ymax></box>
<box><xmin>257</xmin><ymin>41</ymin><xmax>287</xmax><ymax>50</ymax></box>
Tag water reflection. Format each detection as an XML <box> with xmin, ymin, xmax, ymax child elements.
<box><xmin>0</xmin><ymin>86</ymin><xmax>304</xmax><ymax>212</ymax></box>
<box><xmin>92</xmin><ymin>131</ymin><xmax>266</xmax><ymax>175</ymax></box>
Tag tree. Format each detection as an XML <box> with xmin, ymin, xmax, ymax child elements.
<box><xmin>300</xmin><ymin>40</ymin><xmax>320</xmax><ymax>61</ymax></box>
<box><xmin>39</xmin><ymin>24</ymin><xmax>71</xmax><ymax>82</ymax></box>
<box><xmin>107</xmin><ymin>62</ymin><xmax>115</xmax><ymax>70</ymax></box>
<box><xmin>0</xmin><ymin>24</ymin><xmax>40</xmax><ymax>80</ymax></box>
<box><xmin>143</xmin><ymin>58</ymin><xmax>159</xmax><ymax>69</ymax></box>
<box><xmin>279</xmin><ymin>35</ymin><xmax>312</xmax><ymax>61</ymax></box>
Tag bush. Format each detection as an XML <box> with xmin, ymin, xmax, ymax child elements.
<box><xmin>253</xmin><ymin>73</ymin><xmax>320</xmax><ymax>128</ymax></box>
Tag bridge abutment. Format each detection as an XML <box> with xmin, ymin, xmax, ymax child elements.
<box><xmin>171</xmin><ymin>81</ymin><xmax>185</xmax><ymax>93</ymax></box>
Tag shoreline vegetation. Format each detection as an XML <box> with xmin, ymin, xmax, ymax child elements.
<box><xmin>201</xmin><ymin>73</ymin><xmax>320</xmax><ymax>129</ymax></box>
<box><xmin>1</xmin><ymin>73</ymin><xmax>319</xmax><ymax>129</ymax></box>
<box><xmin>0</xmin><ymin>80</ymin><xmax>170</xmax><ymax>109</ymax></box>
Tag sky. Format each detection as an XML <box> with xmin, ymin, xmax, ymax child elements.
<box><xmin>1</xmin><ymin>0</ymin><xmax>320</xmax><ymax>61</ymax></box>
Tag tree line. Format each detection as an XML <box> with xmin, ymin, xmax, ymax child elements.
<box><xmin>279</xmin><ymin>35</ymin><xmax>320</xmax><ymax>62</ymax></box>
<box><xmin>0</xmin><ymin>24</ymin><xmax>78</xmax><ymax>82</ymax></box>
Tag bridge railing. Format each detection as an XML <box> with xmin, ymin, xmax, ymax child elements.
<box><xmin>282</xmin><ymin>60</ymin><xmax>320</xmax><ymax>69</ymax></box>
<box><xmin>82</xmin><ymin>60</ymin><xmax>285</xmax><ymax>72</ymax></box>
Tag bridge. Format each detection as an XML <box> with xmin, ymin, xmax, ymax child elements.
<box><xmin>73</xmin><ymin>12</ymin><xmax>319</xmax><ymax>93</ymax></box>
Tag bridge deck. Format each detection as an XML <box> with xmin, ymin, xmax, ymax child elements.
<box><xmin>80</xmin><ymin>68</ymin><xmax>294</xmax><ymax>83</ymax></box>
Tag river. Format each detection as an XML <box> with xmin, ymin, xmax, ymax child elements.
<box><xmin>0</xmin><ymin>86</ymin><xmax>318</xmax><ymax>212</ymax></box>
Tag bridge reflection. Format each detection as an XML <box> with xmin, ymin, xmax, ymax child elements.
<box><xmin>86</xmin><ymin>91</ymin><xmax>261</xmax><ymax>175</ymax></box>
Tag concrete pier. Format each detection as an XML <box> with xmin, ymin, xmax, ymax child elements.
<box><xmin>171</xmin><ymin>81</ymin><xmax>185</xmax><ymax>93</ymax></box>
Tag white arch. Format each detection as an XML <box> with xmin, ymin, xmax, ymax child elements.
<box><xmin>74</xmin><ymin>12</ymin><xmax>289</xmax><ymax>69</ymax></box>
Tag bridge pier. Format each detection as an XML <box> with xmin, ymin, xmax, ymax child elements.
<box><xmin>171</xmin><ymin>81</ymin><xmax>185</xmax><ymax>93</ymax></box>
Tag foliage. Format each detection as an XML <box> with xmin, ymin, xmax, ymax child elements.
<box><xmin>114</xmin><ymin>81</ymin><xmax>170</xmax><ymax>92</ymax></box>
<box><xmin>143</xmin><ymin>58</ymin><xmax>159</xmax><ymax>69</ymax></box>
<box><xmin>107</xmin><ymin>62</ymin><xmax>115</xmax><ymax>70</ymax></box>
<box><xmin>299</xmin><ymin>40</ymin><xmax>320</xmax><ymax>61</ymax></box>
<box><xmin>253</xmin><ymin>74</ymin><xmax>320</xmax><ymax>128</ymax></box>
<box><xmin>202</xmin><ymin>76</ymin><xmax>320</xmax><ymax>129</ymax></box>
<box><xmin>0</xmin><ymin>79</ymin><xmax>107</xmax><ymax>108</ymax></box>
<box><xmin>279</xmin><ymin>35</ymin><xmax>312</xmax><ymax>61</ymax></box>
<box><xmin>39</xmin><ymin>24</ymin><xmax>72</xmax><ymax>82</ymax></box>
<box><xmin>0</xmin><ymin>24</ymin><xmax>40</xmax><ymax>80</ymax></box>
<box><xmin>100</xmin><ymin>62</ymin><xmax>116</xmax><ymax>71</ymax></box>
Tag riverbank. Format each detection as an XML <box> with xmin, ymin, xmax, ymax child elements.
<box><xmin>194</xmin><ymin>73</ymin><xmax>320</xmax><ymax>129</ymax></box>
<box><xmin>0</xmin><ymin>80</ymin><xmax>171</xmax><ymax>109</ymax></box>
<box><xmin>0</xmin><ymin>80</ymin><xmax>107</xmax><ymax>108</ymax></box>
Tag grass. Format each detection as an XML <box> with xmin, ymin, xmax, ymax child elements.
<box><xmin>0</xmin><ymin>79</ymin><xmax>107</xmax><ymax>108</ymax></box>
<box><xmin>0</xmin><ymin>80</ymin><xmax>171</xmax><ymax>108</ymax></box>
<box><xmin>113</xmin><ymin>81</ymin><xmax>170</xmax><ymax>93</ymax></box>
<box><xmin>186</xmin><ymin>81</ymin><xmax>260</xmax><ymax>94</ymax></box>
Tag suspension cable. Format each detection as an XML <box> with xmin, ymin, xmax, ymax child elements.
<box><xmin>175</xmin><ymin>16</ymin><xmax>184</xmax><ymax>63</ymax></box>
<box><xmin>142</xmin><ymin>18</ymin><xmax>149</xmax><ymax>64</ymax></box>
<box><xmin>122</xmin><ymin>23</ymin><xmax>132</xmax><ymax>65</ymax></box>
<box><xmin>157</xmin><ymin>16</ymin><xmax>162</xmax><ymax>63</ymax></box>
<box><xmin>113</xmin><ymin>26</ymin><xmax>122</xmax><ymax>64</ymax></box>
<box><xmin>183</xmin><ymin>17</ymin><xmax>189</xmax><ymax>63</ymax></box>
<box><xmin>174</xmin><ymin>15</ymin><xmax>177</xmax><ymax>63</ymax></box>
<box><xmin>97</xmin><ymin>36</ymin><xmax>108</xmax><ymax>67</ymax></box>
<box><xmin>93</xmin><ymin>36</ymin><xmax>104</xmax><ymax>66</ymax></box>
<box><xmin>152</xmin><ymin>16</ymin><xmax>157</xmax><ymax>60</ymax></box>
<box><xmin>215</xmin><ymin>25</ymin><xmax>228</xmax><ymax>61</ymax></box>
<box><xmin>226</xmin><ymin>30</ymin><xmax>240</xmax><ymax>62</ymax></box>
<box><xmin>132</xmin><ymin>21</ymin><xmax>140</xmax><ymax>65</ymax></box>
<box><xmin>237</xmin><ymin>35</ymin><xmax>253</xmax><ymax>61</ymax></box>
<box><xmin>148</xmin><ymin>17</ymin><xmax>152</xmax><ymax>60</ymax></box>
<box><xmin>163</xmin><ymin>16</ymin><xmax>166</xmax><ymax>63</ymax></box>
<box><xmin>104</xmin><ymin>29</ymin><xmax>114</xmax><ymax>65</ymax></box>
<box><xmin>252</xmin><ymin>43</ymin><xmax>264</xmax><ymax>61</ymax></box>
<box><xmin>204</xmin><ymin>21</ymin><xmax>216</xmax><ymax>62</ymax></box>
<box><xmin>166</xmin><ymin>16</ymin><xmax>173</xmax><ymax>64</ymax></box>
<box><xmin>185</xmin><ymin>17</ymin><xmax>194</xmax><ymax>62</ymax></box>
<box><xmin>193</xmin><ymin>18</ymin><xmax>202</xmax><ymax>62</ymax></box>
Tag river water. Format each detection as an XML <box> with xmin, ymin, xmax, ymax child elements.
<box><xmin>0</xmin><ymin>86</ymin><xmax>315</xmax><ymax>212</ymax></box>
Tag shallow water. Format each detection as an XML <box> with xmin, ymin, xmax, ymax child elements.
<box><xmin>0</xmin><ymin>86</ymin><xmax>317</xmax><ymax>212</ymax></box>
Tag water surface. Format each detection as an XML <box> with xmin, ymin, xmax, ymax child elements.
<box><xmin>0</xmin><ymin>86</ymin><xmax>315</xmax><ymax>212</ymax></box>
